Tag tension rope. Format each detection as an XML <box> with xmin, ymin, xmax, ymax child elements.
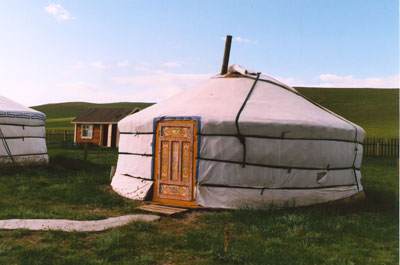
<box><xmin>235</xmin><ymin>72</ymin><xmax>261</xmax><ymax>168</ymax></box>
<box><xmin>0</xmin><ymin>128</ymin><xmax>15</xmax><ymax>163</ymax></box>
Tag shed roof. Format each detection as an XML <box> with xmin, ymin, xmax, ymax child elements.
<box><xmin>71</xmin><ymin>107</ymin><xmax>139</xmax><ymax>123</ymax></box>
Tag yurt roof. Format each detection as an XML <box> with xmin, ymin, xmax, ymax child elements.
<box><xmin>118</xmin><ymin>64</ymin><xmax>364</xmax><ymax>143</ymax></box>
<box><xmin>0</xmin><ymin>96</ymin><xmax>42</xmax><ymax>113</ymax></box>
<box><xmin>0</xmin><ymin>96</ymin><xmax>46</xmax><ymax>122</ymax></box>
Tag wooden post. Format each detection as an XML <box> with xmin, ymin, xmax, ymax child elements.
<box><xmin>83</xmin><ymin>142</ymin><xmax>88</xmax><ymax>163</ymax></box>
<box><xmin>116</xmin><ymin>127</ymin><xmax>120</xmax><ymax>148</ymax></box>
<box><xmin>107</xmin><ymin>124</ymin><xmax>112</xmax><ymax>147</ymax></box>
<box><xmin>391</xmin><ymin>138</ymin><xmax>394</xmax><ymax>157</ymax></box>
<box><xmin>220</xmin><ymin>35</ymin><xmax>232</xmax><ymax>75</ymax></box>
<box><xmin>376</xmin><ymin>141</ymin><xmax>380</xmax><ymax>157</ymax></box>
<box><xmin>373</xmin><ymin>138</ymin><xmax>376</xmax><ymax>157</ymax></box>
<box><xmin>99</xmin><ymin>124</ymin><xmax>103</xmax><ymax>147</ymax></box>
<box><xmin>73</xmin><ymin>124</ymin><xmax>77</xmax><ymax>143</ymax></box>
<box><xmin>110</xmin><ymin>166</ymin><xmax>116</xmax><ymax>180</ymax></box>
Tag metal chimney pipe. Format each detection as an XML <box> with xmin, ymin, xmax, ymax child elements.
<box><xmin>220</xmin><ymin>35</ymin><xmax>232</xmax><ymax>75</ymax></box>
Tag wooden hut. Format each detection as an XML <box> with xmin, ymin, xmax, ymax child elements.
<box><xmin>71</xmin><ymin>107</ymin><xmax>138</xmax><ymax>148</ymax></box>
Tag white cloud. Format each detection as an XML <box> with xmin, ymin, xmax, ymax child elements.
<box><xmin>260</xmin><ymin>74</ymin><xmax>399</xmax><ymax>89</ymax></box>
<box><xmin>117</xmin><ymin>60</ymin><xmax>129</xmax><ymax>67</ymax></box>
<box><xmin>162</xmin><ymin>62</ymin><xmax>182</xmax><ymax>68</ymax></box>
<box><xmin>112</xmin><ymin>72</ymin><xmax>211</xmax><ymax>102</ymax></box>
<box><xmin>63</xmin><ymin>62</ymin><xmax>85</xmax><ymax>75</ymax></box>
<box><xmin>316</xmin><ymin>74</ymin><xmax>399</xmax><ymax>88</ymax></box>
<box><xmin>55</xmin><ymin>82</ymin><xmax>128</xmax><ymax>103</ymax></box>
<box><xmin>220</xmin><ymin>36</ymin><xmax>252</xmax><ymax>43</ymax></box>
<box><xmin>234</xmin><ymin>36</ymin><xmax>250</xmax><ymax>43</ymax></box>
<box><xmin>89</xmin><ymin>61</ymin><xmax>110</xmax><ymax>70</ymax></box>
<box><xmin>274</xmin><ymin>77</ymin><xmax>306</xmax><ymax>87</ymax></box>
<box><xmin>134</xmin><ymin>66</ymin><xmax>153</xmax><ymax>72</ymax></box>
<box><xmin>72</xmin><ymin>62</ymin><xmax>84</xmax><ymax>71</ymax></box>
<box><xmin>44</xmin><ymin>4</ymin><xmax>75</xmax><ymax>21</ymax></box>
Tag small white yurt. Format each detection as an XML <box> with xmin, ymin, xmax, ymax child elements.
<box><xmin>0</xmin><ymin>96</ymin><xmax>48</xmax><ymax>164</ymax></box>
<box><xmin>111</xmin><ymin>64</ymin><xmax>365</xmax><ymax>209</ymax></box>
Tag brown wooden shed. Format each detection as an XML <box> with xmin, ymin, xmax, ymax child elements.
<box><xmin>71</xmin><ymin>107</ymin><xmax>139</xmax><ymax>148</ymax></box>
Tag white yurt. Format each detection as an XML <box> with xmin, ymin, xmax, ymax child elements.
<box><xmin>111</xmin><ymin>64</ymin><xmax>365</xmax><ymax>208</ymax></box>
<box><xmin>0</xmin><ymin>96</ymin><xmax>48</xmax><ymax>164</ymax></box>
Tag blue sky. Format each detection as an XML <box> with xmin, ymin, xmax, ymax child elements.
<box><xmin>0</xmin><ymin>0</ymin><xmax>398</xmax><ymax>106</ymax></box>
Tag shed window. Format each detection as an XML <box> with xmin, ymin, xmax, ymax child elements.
<box><xmin>82</xmin><ymin>125</ymin><xmax>93</xmax><ymax>139</ymax></box>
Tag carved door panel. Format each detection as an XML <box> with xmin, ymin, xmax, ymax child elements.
<box><xmin>154</xmin><ymin>120</ymin><xmax>197</xmax><ymax>202</ymax></box>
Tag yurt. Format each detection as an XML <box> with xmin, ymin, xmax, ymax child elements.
<box><xmin>111</xmin><ymin>36</ymin><xmax>364</xmax><ymax>208</ymax></box>
<box><xmin>111</xmin><ymin>63</ymin><xmax>365</xmax><ymax>209</ymax></box>
<box><xmin>0</xmin><ymin>96</ymin><xmax>48</xmax><ymax>164</ymax></box>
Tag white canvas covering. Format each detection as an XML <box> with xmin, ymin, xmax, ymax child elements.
<box><xmin>111</xmin><ymin>64</ymin><xmax>365</xmax><ymax>208</ymax></box>
<box><xmin>0</xmin><ymin>96</ymin><xmax>48</xmax><ymax>164</ymax></box>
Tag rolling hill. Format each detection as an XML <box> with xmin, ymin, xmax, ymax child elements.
<box><xmin>31</xmin><ymin>88</ymin><xmax>399</xmax><ymax>138</ymax></box>
<box><xmin>295</xmin><ymin>87</ymin><xmax>398</xmax><ymax>138</ymax></box>
<box><xmin>31</xmin><ymin>102</ymin><xmax>155</xmax><ymax>131</ymax></box>
<box><xmin>32</xmin><ymin>102</ymin><xmax>154</xmax><ymax>120</ymax></box>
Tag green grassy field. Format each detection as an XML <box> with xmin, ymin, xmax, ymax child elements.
<box><xmin>296</xmin><ymin>87</ymin><xmax>399</xmax><ymax>138</ymax></box>
<box><xmin>0</xmin><ymin>144</ymin><xmax>398</xmax><ymax>264</ymax></box>
<box><xmin>32</xmin><ymin>102</ymin><xmax>154</xmax><ymax>120</ymax></box>
<box><xmin>32</xmin><ymin>88</ymin><xmax>398</xmax><ymax>138</ymax></box>
<box><xmin>46</xmin><ymin>117</ymin><xmax>76</xmax><ymax>130</ymax></box>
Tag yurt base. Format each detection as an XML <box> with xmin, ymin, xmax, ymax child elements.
<box><xmin>145</xmin><ymin>190</ymin><xmax>366</xmax><ymax>210</ymax></box>
<box><xmin>327</xmin><ymin>191</ymin><xmax>366</xmax><ymax>205</ymax></box>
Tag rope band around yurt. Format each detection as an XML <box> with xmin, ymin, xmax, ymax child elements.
<box><xmin>235</xmin><ymin>72</ymin><xmax>261</xmax><ymax>168</ymax></box>
<box><xmin>121</xmin><ymin>131</ymin><xmax>363</xmax><ymax>145</ymax></box>
<box><xmin>237</xmin><ymin>74</ymin><xmax>362</xmax><ymax>192</ymax></box>
<box><xmin>200</xmin><ymin>182</ymin><xmax>358</xmax><ymax>191</ymax></box>
<box><xmin>0</xmin><ymin>128</ymin><xmax>15</xmax><ymax>163</ymax></box>
<box><xmin>118</xmin><ymin>152</ymin><xmax>360</xmax><ymax>171</ymax></box>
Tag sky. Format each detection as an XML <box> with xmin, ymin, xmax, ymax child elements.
<box><xmin>0</xmin><ymin>0</ymin><xmax>398</xmax><ymax>106</ymax></box>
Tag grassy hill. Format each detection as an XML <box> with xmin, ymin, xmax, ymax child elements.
<box><xmin>31</xmin><ymin>102</ymin><xmax>155</xmax><ymax>131</ymax></box>
<box><xmin>32</xmin><ymin>102</ymin><xmax>154</xmax><ymax>120</ymax></box>
<box><xmin>31</xmin><ymin>88</ymin><xmax>399</xmax><ymax>137</ymax></box>
<box><xmin>295</xmin><ymin>87</ymin><xmax>399</xmax><ymax>138</ymax></box>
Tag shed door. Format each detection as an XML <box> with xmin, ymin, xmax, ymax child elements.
<box><xmin>154</xmin><ymin>120</ymin><xmax>197</xmax><ymax>203</ymax></box>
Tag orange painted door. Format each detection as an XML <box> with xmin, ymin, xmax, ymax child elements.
<box><xmin>154</xmin><ymin>120</ymin><xmax>197</xmax><ymax>202</ymax></box>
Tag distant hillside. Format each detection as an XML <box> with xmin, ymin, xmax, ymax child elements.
<box><xmin>32</xmin><ymin>88</ymin><xmax>399</xmax><ymax>138</ymax></box>
<box><xmin>295</xmin><ymin>87</ymin><xmax>399</xmax><ymax>138</ymax></box>
<box><xmin>31</xmin><ymin>102</ymin><xmax>154</xmax><ymax>120</ymax></box>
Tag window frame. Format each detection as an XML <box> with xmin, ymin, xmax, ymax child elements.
<box><xmin>81</xmin><ymin>124</ymin><xmax>93</xmax><ymax>139</ymax></box>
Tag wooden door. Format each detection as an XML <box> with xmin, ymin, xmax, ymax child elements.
<box><xmin>153</xmin><ymin>120</ymin><xmax>197</xmax><ymax>205</ymax></box>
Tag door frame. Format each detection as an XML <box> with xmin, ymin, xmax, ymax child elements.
<box><xmin>152</xmin><ymin>117</ymin><xmax>200</xmax><ymax>207</ymax></box>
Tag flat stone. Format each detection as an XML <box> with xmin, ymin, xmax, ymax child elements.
<box><xmin>0</xmin><ymin>214</ymin><xmax>160</xmax><ymax>232</ymax></box>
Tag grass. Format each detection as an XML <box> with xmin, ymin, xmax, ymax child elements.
<box><xmin>0</xmin><ymin>143</ymin><xmax>137</xmax><ymax>220</ymax></box>
<box><xmin>31</xmin><ymin>102</ymin><xmax>155</xmax><ymax>120</ymax></box>
<box><xmin>46</xmin><ymin>117</ymin><xmax>75</xmax><ymax>130</ymax></box>
<box><xmin>0</xmin><ymin>144</ymin><xmax>398</xmax><ymax>264</ymax></box>
<box><xmin>296</xmin><ymin>87</ymin><xmax>399</xmax><ymax>138</ymax></box>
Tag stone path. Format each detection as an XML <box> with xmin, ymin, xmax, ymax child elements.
<box><xmin>0</xmin><ymin>214</ymin><xmax>160</xmax><ymax>232</ymax></box>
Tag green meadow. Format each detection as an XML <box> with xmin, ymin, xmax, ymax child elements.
<box><xmin>296</xmin><ymin>87</ymin><xmax>399</xmax><ymax>138</ymax></box>
<box><xmin>0</xmin><ymin>144</ymin><xmax>397</xmax><ymax>264</ymax></box>
<box><xmin>33</xmin><ymin>88</ymin><xmax>399</xmax><ymax>138</ymax></box>
<box><xmin>0</xmin><ymin>87</ymin><xmax>395</xmax><ymax>264</ymax></box>
<box><xmin>45</xmin><ymin>117</ymin><xmax>75</xmax><ymax>130</ymax></box>
<box><xmin>32</xmin><ymin>102</ymin><xmax>154</xmax><ymax>120</ymax></box>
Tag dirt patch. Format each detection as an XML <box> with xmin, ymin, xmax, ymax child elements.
<box><xmin>157</xmin><ymin>211</ymin><xmax>208</xmax><ymax>235</ymax></box>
